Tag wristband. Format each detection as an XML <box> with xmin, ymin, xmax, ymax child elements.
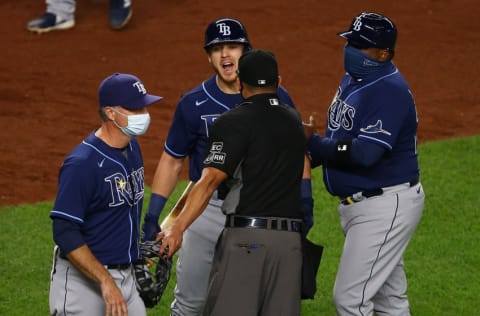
<box><xmin>301</xmin><ymin>179</ymin><xmax>312</xmax><ymax>199</ymax></box>
<box><xmin>146</xmin><ymin>193</ymin><xmax>168</xmax><ymax>218</ymax></box>
<box><xmin>334</xmin><ymin>139</ymin><xmax>352</xmax><ymax>166</ymax></box>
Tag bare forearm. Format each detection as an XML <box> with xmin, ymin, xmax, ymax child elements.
<box><xmin>67</xmin><ymin>245</ymin><xmax>127</xmax><ymax>314</ymax></box>
<box><xmin>66</xmin><ymin>244</ymin><xmax>113</xmax><ymax>286</ymax></box>
<box><xmin>151</xmin><ymin>152</ymin><xmax>185</xmax><ymax>198</ymax></box>
<box><xmin>303</xmin><ymin>154</ymin><xmax>311</xmax><ymax>179</ymax></box>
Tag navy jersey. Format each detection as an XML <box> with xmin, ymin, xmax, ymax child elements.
<box><xmin>323</xmin><ymin>63</ymin><xmax>420</xmax><ymax>196</ymax></box>
<box><xmin>51</xmin><ymin>131</ymin><xmax>144</xmax><ymax>264</ymax></box>
<box><xmin>204</xmin><ymin>94</ymin><xmax>306</xmax><ymax>219</ymax></box>
<box><xmin>164</xmin><ymin>75</ymin><xmax>295</xmax><ymax>181</ymax></box>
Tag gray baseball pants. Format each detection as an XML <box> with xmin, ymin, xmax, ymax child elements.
<box><xmin>49</xmin><ymin>247</ymin><xmax>146</xmax><ymax>316</ymax></box>
<box><xmin>334</xmin><ymin>182</ymin><xmax>425</xmax><ymax>316</ymax></box>
<box><xmin>46</xmin><ymin>0</ymin><xmax>75</xmax><ymax>21</ymax></box>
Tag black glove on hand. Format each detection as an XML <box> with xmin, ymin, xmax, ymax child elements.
<box><xmin>141</xmin><ymin>213</ymin><xmax>160</xmax><ymax>242</ymax></box>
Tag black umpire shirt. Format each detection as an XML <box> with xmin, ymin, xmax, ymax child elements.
<box><xmin>203</xmin><ymin>93</ymin><xmax>306</xmax><ymax>219</ymax></box>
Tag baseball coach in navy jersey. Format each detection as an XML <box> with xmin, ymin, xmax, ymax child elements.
<box><xmin>49</xmin><ymin>73</ymin><xmax>163</xmax><ymax>316</ymax></box>
<box><xmin>303</xmin><ymin>12</ymin><xmax>425</xmax><ymax>316</ymax></box>
<box><xmin>158</xmin><ymin>49</ymin><xmax>307</xmax><ymax>316</ymax></box>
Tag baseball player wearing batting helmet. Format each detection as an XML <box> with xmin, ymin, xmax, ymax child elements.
<box><xmin>49</xmin><ymin>73</ymin><xmax>162</xmax><ymax>316</ymax></box>
<box><xmin>303</xmin><ymin>12</ymin><xmax>425</xmax><ymax>315</ymax></box>
<box><xmin>141</xmin><ymin>17</ymin><xmax>313</xmax><ymax>315</ymax></box>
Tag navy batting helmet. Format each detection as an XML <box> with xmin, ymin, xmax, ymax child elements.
<box><xmin>338</xmin><ymin>12</ymin><xmax>397</xmax><ymax>52</ymax></box>
<box><xmin>204</xmin><ymin>18</ymin><xmax>251</xmax><ymax>50</ymax></box>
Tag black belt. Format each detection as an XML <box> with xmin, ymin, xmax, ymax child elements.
<box><xmin>341</xmin><ymin>178</ymin><xmax>419</xmax><ymax>205</ymax></box>
<box><xmin>409</xmin><ymin>178</ymin><xmax>420</xmax><ymax>187</ymax></box>
<box><xmin>225</xmin><ymin>215</ymin><xmax>302</xmax><ymax>233</ymax></box>
<box><xmin>106</xmin><ymin>263</ymin><xmax>131</xmax><ymax>270</ymax></box>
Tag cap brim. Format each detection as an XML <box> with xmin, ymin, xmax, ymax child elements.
<box><xmin>123</xmin><ymin>94</ymin><xmax>163</xmax><ymax>110</ymax></box>
<box><xmin>337</xmin><ymin>30</ymin><xmax>352</xmax><ymax>39</ymax></box>
<box><xmin>144</xmin><ymin>95</ymin><xmax>163</xmax><ymax>107</ymax></box>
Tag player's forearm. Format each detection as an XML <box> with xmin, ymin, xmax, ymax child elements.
<box><xmin>66</xmin><ymin>244</ymin><xmax>115</xmax><ymax>287</ymax></box>
<box><xmin>303</xmin><ymin>154</ymin><xmax>311</xmax><ymax>179</ymax></box>
<box><xmin>307</xmin><ymin>135</ymin><xmax>386</xmax><ymax>168</ymax></box>
<box><xmin>150</xmin><ymin>152</ymin><xmax>185</xmax><ymax>198</ymax></box>
<box><xmin>306</xmin><ymin>134</ymin><xmax>336</xmax><ymax>165</ymax></box>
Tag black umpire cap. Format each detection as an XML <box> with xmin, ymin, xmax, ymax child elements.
<box><xmin>237</xmin><ymin>49</ymin><xmax>278</xmax><ymax>87</ymax></box>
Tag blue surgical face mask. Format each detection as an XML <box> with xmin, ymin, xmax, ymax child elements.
<box><xmin>343</xmin><ymin>44</ymin><xmax>389</xmax><ymax>80</ymax></box>
<box><xmin>113</xmin><ymin>109</ymin><xmax>151</xmax><ymax>137</ymax></box>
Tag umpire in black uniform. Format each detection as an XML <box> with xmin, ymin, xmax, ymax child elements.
<box><xmin>159</xmin><ymin>49</ymin><xmax>306</xmax><ymax>316</ymax></box>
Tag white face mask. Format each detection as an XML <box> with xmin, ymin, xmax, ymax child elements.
<box><xmin>113</xmin><ymin>109</ymin><xmax>151</xmax><ymax>137</ymax></box>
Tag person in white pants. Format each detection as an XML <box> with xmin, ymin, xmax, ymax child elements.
<box><xmin>27</xmin><ymin>0</ymin><xmax>132</xmax><ymax>33</ymax></box>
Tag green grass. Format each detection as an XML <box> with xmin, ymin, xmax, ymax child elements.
<box><xmin>0</xmin><ymin>135</ymin><xmax>478</xmax><ymax>315</ymax></box>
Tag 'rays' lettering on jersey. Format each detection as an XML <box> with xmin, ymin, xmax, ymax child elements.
<box><xmin>201</xmin><ymin>114</ymin><xmax>221</xmax><ymax>137</ymax></box>
<box><xmin>328</xmin><ymin>97</ymin><xmax>355</xmax><ymax>131</ymax></box>
<box><xmin>105</xmin><ymin>167</ymin><xmax>145</xmax><ymax>207</ymax></box>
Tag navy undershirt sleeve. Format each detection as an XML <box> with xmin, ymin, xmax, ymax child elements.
<box><xmin>52</xmin><ymin>217</ymin><xmax>86</xmax><ymax>255</ymax></box>
<box><xmin>350</xmin><ymin>138</ymin><xmax>386</xmax><ymax>167</ymax></box>
<box><xmin>306</xmin><ymin>134</ymin><xmax>336</xmax><ymax>167</ymax></box>
<box><xmin>307</xmin><ymin>134</ymin><xmax>385</xmax><ymax>168</ymax></box>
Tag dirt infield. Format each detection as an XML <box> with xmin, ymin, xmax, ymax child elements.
<box><xmin>1</xmin><ymin>0</ymin><xmax>479</xmax><ymax>206</ymax></box>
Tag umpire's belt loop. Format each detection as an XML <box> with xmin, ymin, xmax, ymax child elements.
<box><xmin>225</xmin><ymin>215</ymin><xmax>302</xmax><ymax>233</ymax></box>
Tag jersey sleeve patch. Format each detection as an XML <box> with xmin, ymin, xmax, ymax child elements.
<box><xmin>204</xmin><ymin>142</ymin><xmax>226</xmax><ymax>165</ymax></box>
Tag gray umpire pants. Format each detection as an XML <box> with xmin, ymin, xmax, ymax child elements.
<box><xmin>203</xmin><ymin>227</ymin><xmax>302</xmax><ymax>316</ymax></box>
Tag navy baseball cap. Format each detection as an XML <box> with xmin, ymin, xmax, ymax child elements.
<box><xmin>237</xmin><ymin>49</ymin><xmax>278</xmax><ymax>87</ymax></box>
<box><xmin>98</xmin><ymin>73</ymin><xmax>163</xmax><ymax>110</ymax></box>
<box><xmin>338</xmin><ymin>12</ymin><xmax>397</xmax><ymax>51</ymax></box>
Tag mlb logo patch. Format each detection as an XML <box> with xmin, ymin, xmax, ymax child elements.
<box><xmin>269</xmin><ymin>98</ymin><xmax>279</xmax><ymax>106</ymax></box>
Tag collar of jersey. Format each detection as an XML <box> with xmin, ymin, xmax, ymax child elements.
<box><xmin>344</xmin><ymin>67</ymin><xmax>399</xmax><ymax>103</ymax></box>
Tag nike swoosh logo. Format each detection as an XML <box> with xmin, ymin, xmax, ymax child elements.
<box><xmin>195</xmin><ymin>98</ymin><xmax>208</xmax><ymax>106</ymax></box>
<box><xmin>98</xmin><ymin>158</ymin><xmax>105</xmax><ymax>168</ymax></box>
